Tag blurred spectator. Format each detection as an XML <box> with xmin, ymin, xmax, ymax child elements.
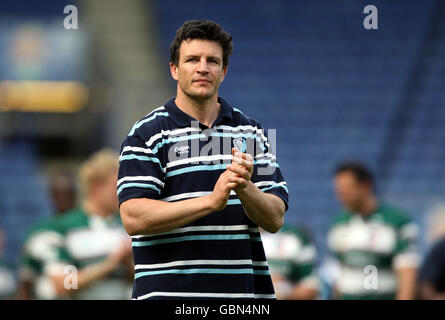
<box><xmin>261</xmin><ymin>224</ymin><xmax>319</xmax><ymax>299</ymax></box>
<box><xmin>49</xmin><ymin>170</ymin><xmax>77</xmax><ymax>215</ymax></box>
<box><xmin>418</xmin><ymin>237</ymin><xmax>445</xmax><ymax>299</ymax></box>
<box><xmin>44</xmin><ymin>149</ymin><xmax>133</xmax><ymax>299</ymax></box>
<box><xmin>423</xmin><ymin>204</ymin><xmax>445</xmax><ymax>247</ymax></box>
<box><xmin>418</xmin><ymin>204</ymin><xmax>445</xmax><ymax>299</ymax></box>
<box><xmin>0</xmin><ymin>228</ymin><xmax>16</xmax><ymax>299</ymax></box>
<box><xmin>16</xmin><ymin>171</ymin><xmax>77</xmax><ymax>299</ymax></box>
<box><xmin>327</xmin><ymin>162</ymin><xmax>419</xmax><ymax>300</ymax></box>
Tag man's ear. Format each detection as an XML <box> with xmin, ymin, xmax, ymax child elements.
<box><xmin>170</xmin><ymin>62</ymin><xmax>179</xmax><ymax>81</ymax></box>
<box><xmin>220</xmin><ymin>65</ymin><xmax>228</xmax><ymax>83</ymax></box>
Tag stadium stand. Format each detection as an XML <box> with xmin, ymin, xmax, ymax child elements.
<box><xmin>153</xmin><ymin>0</ymin><xmax>444</xmax><ymax>257</ymax></box>
<box><xmin>0</xmin><ymin>140</ymin><xmax>52</xmax><ymax>269</ymax></box>
<box><xmin>0</xmin><ymin>0</ymin><xmax>444</xmax><ymax>296</ymax></box>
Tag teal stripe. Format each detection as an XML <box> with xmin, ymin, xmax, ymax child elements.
<box><xmin>133</xmin><ymin>234</ymin><xmax>252</xmax><ymax>247</ymax></box>
<box><xmin>254</xmin><ymin>160</ymin><xmax>280</xmax><ymax>167</ymax></box>
<box><xmin>165</xmin><ymin>161</ymin><xmax>279</xmax><ymax>179</ymax></box>
<box><xmin>120</xmin><ymin>154</ymin><xmax>162</xmax><ymax>169</ymax></box>
<box><xmin>261</xmin><ymin>184</ymin><xmax>289</xmax><ymax>194</ymax></box>
<box><xmin>151</xmin><ymin>134</ymin><xmax>205</xmax><ymax>154</ymax></box>
<box><xmin>211</xmin><ymin>132</ymin><xmax>266</xmax><ymax>150</ymax></box>
<box><xmin>166</xmin><ymin>164</ymin><xmax>227</xmax><ymax>177</ymax></box>
<box><xmin>117</xmin><ymin>183</ymin><xmax>161</xmax><ymax>196</ymax></box>
<box><xmin>227</xmin><ymin>199</ymin><xmax>241</xmax><ymax>205</ymax></box>
<box><xmin>134</xmin><ymin>268</ymin><xmax>270</xmax><ymax>279</ymax></box>
<box><xmin>146</xmin><ymin>131</ymin><xmax>268</xmax><ymax>155</ymax></box>
<box><xmin>129</xmin><ymin>112</ymin><xmax>169</xmax><ymax>136</ymax></box>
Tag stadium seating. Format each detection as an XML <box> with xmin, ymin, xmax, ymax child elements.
<box><xmin>153</xmin><ymin>0</ymin><xmax>443</xmax><ymax>257</ymax></box>
<box><xmin>0</xmin><ymin>140</ymin><xmax>52</xmax><ymax>268</ymax></box>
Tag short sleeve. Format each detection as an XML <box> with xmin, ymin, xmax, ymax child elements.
<box><xmin>290</xmin><ymin>232</ymin><xmax>319</xmax><ymax>289</ymax></box>
<box><xmin>118</xmin><ymin>129</ymin><xmax>166</xmax><ymax>205</ymax></box>
<box><xmin>418</xmin><ymin>239</ymin><xmax>445</xmax><ymax>288</ymax></box>
<box><xmin>20</xmin><ymin>229</ymin><xmax>68</xmax><ymax>278</ymax></box>
<box><xmin>393</xmin><ymin>220</ymin><xmax>420</xmax><ymax>269</ymax></box>
<box><xmin>19</xmin><ymin>248</ymin><xmax>38</xmax><ymax>282</ymax></box>
<box><xmin>250</xmin><ymin>122</ymin><xmax>289</xmax><ymax>211</ymax></box>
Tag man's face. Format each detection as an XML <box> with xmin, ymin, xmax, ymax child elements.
<box><xmin>93</xmin><ymin>170</ymin><xmax>119</xmax><ymax>215</ymax></box>
<box><xmin>334</xmin><ymin>171</ymin><xmax>370</xmax><ymax>212</ymax></box>
<box><xmin>170</xmin><ymin>38</ymin><xmax>227</xmax><ymax>101</ymax></box>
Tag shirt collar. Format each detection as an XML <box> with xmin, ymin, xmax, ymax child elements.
<box><xmin>164</xmin><ymin>96</ymin><xmax>233</xmax><ymax>128</ymax></box>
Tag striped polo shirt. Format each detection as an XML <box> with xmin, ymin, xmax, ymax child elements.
<box><xmin>118</xmin><ymin>96</ymin><xmax>289</xmax><ymax>300</ymax></box>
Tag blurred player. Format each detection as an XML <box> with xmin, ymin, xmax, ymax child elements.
<box><xmin>16</xmin><ymin>171</ymin><xmax>77</xmax><ymax>299</ymax></box>
<box><xmin>418</xmin><ymin>236</ymin><xmax>445</xmax><ymax>299</ymax></box>
<box><xmin>261</xmin><ymin>224</ymin><xmax>319</xmax><ymax>299</ymax></box>
<box><xmin>42</xmin><ymin>149</ymin><xmax>133</xmax><ymax>299</ymax></box>
<box><xmin>327</xmin><ymin>162</ymin><xmax>419</xmax><ymax>299</ymax></box>
<box><xmin>48</xmin><ymin>170</ymin><xmax>77</xmax><ymax>215</ymax></box>
<box><xmin>0</xmin><ymin>228</ymin><xmax>16</xmax><ymax>299</ymax></box>
<box><xmin>418</xmin><ymin>204</ymin><xmax>445</xmax><ymax>299</ymax></box>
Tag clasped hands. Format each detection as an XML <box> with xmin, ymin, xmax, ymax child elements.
<box><xmin>209</xmin><ymin>147</ymin><xmax>254</xmax><ymax>212</ymax></box>
<box><xmin>226</xmin><ymin>147</ymin><xmax>253</xmax><ymax>191</ymax></box>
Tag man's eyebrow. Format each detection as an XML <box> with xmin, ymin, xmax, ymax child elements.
<box><xmin>183</xmin><ymin>55</ymin><xmax>222</xmax><ymax>61</ymax></box>
<box><xmin>208</xmin><ymin>56</ymin><xmax>222</xmax><ymax>62</ymax></box>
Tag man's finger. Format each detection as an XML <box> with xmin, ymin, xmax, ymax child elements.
<box><xmin>233</xmin><ymin>157</ymin><xmax>253</xmax><ymax>168</ymax></box>
<box><xmin>233</xmin><ymin>150</ymin><xmax>253</xmax><ymax>162</ymax></box>
<box><xmin>227</xmin><ymin>164</ymin><xmax>249</xmax><ymax>179</ymax></box>
<box><xmin>229</xmin><ymin>176</ymin><xmax>247</xmax><ymax>185</ymax></box>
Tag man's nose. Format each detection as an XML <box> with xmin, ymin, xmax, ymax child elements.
<box><xmin>197</xmin><ymin>58</ymin><xmax>209</xmax><ymax>73</ymax></box>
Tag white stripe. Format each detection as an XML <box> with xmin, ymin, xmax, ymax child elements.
<box><xmin>139</xmin><ymin>106</ymin><xmax>165</xmax><ymax>120</ymax></box>
<box><xmin>393</xmin><ymin>252</ymin><xmax>420</xmax><ymax>269</ymax></box>
<box><xmin>134</xmin><ymin>259</ymin><xmax>268</xmax><ymax>270</ymax></box>
<box><xmin>254</xmin><ymin>181</ymin><xmax>287</xmax><ymax>188</ymax></box>
<box><xmin>213</xmin><ymin>124</ymin><xmax>270</xmax><ymax>147</ymax></box>
<box><xmin>146</xmin><ymin>127</ymin><xmax>201</xmax><ymax>149</ymax></box>
<box><xmin>161</xmin><ymin>190</ymin><xmax>236</xmax><ymax>202</ymax></box>
<box><xmin>293</xmin><ymin>245</ymin><xmax>317</xmax><ymax>264</ymax></box>
<box><xmin>161</xmin><ymin>191</ymin><xmax>211</xmax><ymax>202</ymax></box>
<box><xmin>166</xmin><ymin>154</ymin><xmax>232</xmax><ymax>170</ymax></box>
<box><xmin>117</xmin><ymin>176</ymin><xmax>164</xmax><ymax>188</ymax></box>
<box><xmin>132</xmin><ymin>225</ymin><xmax>259</xmax><ymax>239</ymax></box>
<box><xmin>255</xmin><ymin>153</ymin><xmax>276</xmax><ymax>161</ymax></box>
<box><xmin>120</xmin><ymin>146</ymin><xmax>155</xmax><ymax>157</ymax></box>
<box><xmin>136</xmin><ymin>291</ymin><xmax>276</xmax><ymax>300</ymax></box>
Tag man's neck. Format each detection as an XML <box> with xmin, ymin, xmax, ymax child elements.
<box><xmin>355</xmin><ymin>195</ymin><xmax>378</xmax><ymax>218</ymax></box>
<box><xmin>175</xmin><ymin>90</ymin><xmax>220</xmax><ymax>128</ymax></box>
<box><xmin>82</xmin><ymin>199</ymin><xmax>112</xmax><ymax>219</ymax></box>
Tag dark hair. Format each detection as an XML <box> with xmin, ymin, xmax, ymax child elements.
<box><xmin>335</xmin><ymin>162</ymin><xmax>374</xmax><ymax>185</ymax></box>
<box><xmin>169</xmin><ymin>20</ymin><xmax>233</xmax><ymax>68</ymax></box>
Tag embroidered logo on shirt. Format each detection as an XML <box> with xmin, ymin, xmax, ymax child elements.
<box><xmin>174</xmin><ymin>145</ymin><xmax>190</xmax><ymax>155</ymax></box>
<box><xmin>233</xmin><ymin>138</ymin><xmax>247</xmax><ymax>153</ymax></box>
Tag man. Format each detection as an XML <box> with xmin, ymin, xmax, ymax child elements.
<box><xmin>0</xmin><ymin>228</ymin><xmax>16</xmax><ymax>299</ymax></box>
<box><xmin>17</xmin><ymin>171</ymin><xmax>77</xmax><ymax>299</ymax></box>
<box><xmin>118</xmin><ymin>20</ymin><xmax>288</xmax><ymax>300</ymax></box>
<box><xmin>261</xmin><ymin>224</ymin><xmax>319</xmax><ymax>299</ymax></box>
<box><xmin>417</xmin><ymin>204</ymin><xmax>445</xmax><ymax>299</ymax></box>
<box><xmin>43</xmin><ymin>149</ymin><xmax>133</xmax><ymax>299</ymax></box>
<box><xmin>327</xmin><ymin>162</ymin><xmax>419</xmax><ymax>300</ymax></box>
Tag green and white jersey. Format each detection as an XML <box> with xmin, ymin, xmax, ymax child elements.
<box><xmin>0</xmin><ymin>258</ymin><xmax>16</xmax><ymax>299</ymax></box>
<box><xmin>327</xmin><ymin>204</ymin><xmax>419</xmax><ymax>300</ymax></box>
<box><xmin>47</xmin><ymin>208</ymin><xmax>133</xmax><ymax>300</ymax></box>
<box><xmin>19</xmin><ymin>217</ymin><xmax>65</xmax><ymax>299</ymax></box>
<box><xmin>262</xmin><ymin>224</ymin><xmax>319</xmax><ymax>297</ymax></box>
